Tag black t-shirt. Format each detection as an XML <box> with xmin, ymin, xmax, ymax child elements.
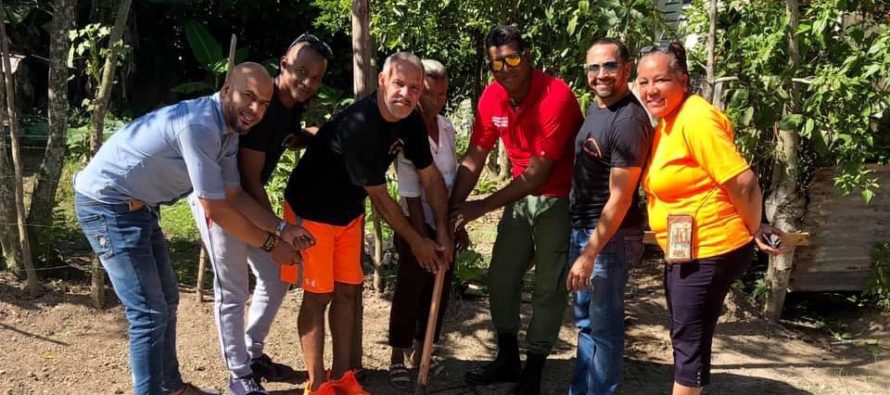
<box><xmin>570</xmin><ymin>93</ymin><xmax>653</xmax><ymax>228</ymax></box>
<box><xmin>240</xmin><ymin>85</ymin><xmax>305</xmax><ymax>185</ymax></box>
<box><xmin>285</xmin><ymin>92</ymin><xmax>433</xmax><ymax>226</ymax></box>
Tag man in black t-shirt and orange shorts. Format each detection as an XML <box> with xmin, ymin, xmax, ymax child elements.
<box><xmin>283</xmin><ymin>52</ymin><xmax>453</xmax><ymax>395</ymax></box>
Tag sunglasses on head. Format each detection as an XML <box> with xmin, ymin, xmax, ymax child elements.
<box><xmin>287</xmin><ymin>32</ymin><xmax>333</xmax><ymax>59</ymax></box>
<box><xmin>489</xmin><ymin>52</ymin><xmax>523</xmax><ymax>72</ymax></box>
<box><xmin>585</xmin><ymin>61</ymin><xmax>620</xmax><ymax>75</ymax></box>
<box><xmin>640</xmin><ymin>43</ymin><xmax>678</xmax><ymax>57</ymax></box>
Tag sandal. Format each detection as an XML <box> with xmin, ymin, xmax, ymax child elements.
<box><xmin>429</xmin><ymin>358</ymin><xmax>448</xmax><ymax>379</ymax></box>
<box><xmin>389</xmin><ymin>363</ymin><xmax>411</xmax><ymax>390</ymax></box>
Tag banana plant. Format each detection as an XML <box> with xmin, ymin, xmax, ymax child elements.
<box><xmin>171</xmin><ymin>19</ymin><xmax>246</xmax><ymax>95</ymax></box>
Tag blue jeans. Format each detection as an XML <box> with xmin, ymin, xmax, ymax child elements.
<box><xmin>75</xmin><ymin>193</ymin><xmax>184</xmax><ymax>395</ymax></box>
<box><xmin>568</xmin><ymin>226</ymin><xmax>643</xmax><ymax>395</ymax></box>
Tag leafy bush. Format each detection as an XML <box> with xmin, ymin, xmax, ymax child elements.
<box><xmin>867</xmin><ymin>242</ymin><xmax>890</xmax><ymax>310</ymax></box>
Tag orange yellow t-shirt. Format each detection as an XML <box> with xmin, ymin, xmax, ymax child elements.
<box><xmin>642</xmin><ymin>95</ymin><xmax>753</xmax><ymax>260</ymax></box>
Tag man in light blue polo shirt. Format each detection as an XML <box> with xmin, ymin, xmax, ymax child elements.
<box><xmin>74</xmin><ymin>63</ymin><xmax>313</xmax><ymax>395</ymax></box>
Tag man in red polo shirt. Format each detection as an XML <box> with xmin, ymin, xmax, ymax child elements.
<box><xmin>451</xmin><ymin>25</ymin><xmax>583</xmax><ymax>395</ymax></box>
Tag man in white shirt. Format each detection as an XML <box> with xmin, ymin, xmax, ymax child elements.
<box><xmin>387</xmin><ymin>59</ymin><xmax>458</xmax><ymax>389</ymax></box>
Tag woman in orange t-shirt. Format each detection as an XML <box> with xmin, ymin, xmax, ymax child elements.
<box><xmin>636</xmin><ymin>42</ymin><xmax>784</xmax><ymax>395</ymax></box>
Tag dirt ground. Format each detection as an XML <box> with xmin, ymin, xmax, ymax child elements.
<box><xmin>1</xmin><ymin>255</ymin><xmax>888</xmax><ymax>395</ymax></box>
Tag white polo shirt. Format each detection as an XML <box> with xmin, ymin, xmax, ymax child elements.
<box><xmin>396</xmin><ymin>114</ymin><xmax>457</xmax><ymax>229</ymax></box>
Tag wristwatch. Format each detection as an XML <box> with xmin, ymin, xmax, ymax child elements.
<box><xmin>274</xmin><ymin>220</ymin><xmax>288</xmax><ymax>237</ymax></box>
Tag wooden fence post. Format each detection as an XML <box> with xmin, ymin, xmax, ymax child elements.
<box><xmin>0</xmin><ymin>0</ymin><xmax>40</xmax><ymax>297</ymax></box>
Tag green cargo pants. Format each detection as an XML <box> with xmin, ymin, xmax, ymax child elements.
<box><xmin>488</xmin><ymin>195</ymin><xmax>570</xmax><ymax>355</ymax></box>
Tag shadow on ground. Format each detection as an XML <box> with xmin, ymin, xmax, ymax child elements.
<box><xmin>266</xmin><ymin>358</ymin><xmax>816</xmax><ymax>395</ymax></box>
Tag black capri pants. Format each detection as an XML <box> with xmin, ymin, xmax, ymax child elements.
<box><xmin>664</xmin><ymin>242</ymin><xmax>753</xmax><ymax>387</ymax></box>
<box><xmin>388</xmin><ymin>224</ymin><xmax>454</xmax><ymax>349</ymax></box>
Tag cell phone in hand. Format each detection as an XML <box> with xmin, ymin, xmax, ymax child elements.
<box><xmin>765</xmin><ymin>233</ymin><xmax>782</xmax><ymax>249</ymax></box>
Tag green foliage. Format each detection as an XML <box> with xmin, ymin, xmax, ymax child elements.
<box><xmin>683</xmin><ymin>0</ymin><xmax>890</xmax><ymax>202</ymax></box>
<box><xmin>183</xmin><ymin>19</ymin><xmax>224</xmax><ymax>71</ymax></box>
<box><xmin>159</xmin><ymin>199</ymin><xmax>199</xmax><ymax>241</ymax></box>
<box><xmin>313</xmin><ymin>0</ymin><xmax>662</xmax><ymax>105</ymax></box>
<box><xmin>67</xmin><ymin>22</ymin><xmax>132</xmax><ymax>108</ymax></box>
<box><xmin>455</xmin><ymin>248</ymin><xmax>485</xmax><ymax>284</ymax></box>
<box><xmin>473</xmin><ymin>175</ymin><xmax>500</xmax><ymax>195</ymax></box>
<box><xmin>173</xmin><ymin>19</ymin><xmax>249</xmax><ymax>95</ymax></box>
<box><xmin>867</xmin><ymin>242</ymin><xmax>890</xmax><ymax>310</ymax></box>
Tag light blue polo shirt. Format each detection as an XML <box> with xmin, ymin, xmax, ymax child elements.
<box><xmin>74</xmin><ymin>93</ymin><xmax>241</xmax><ymax>206</ymax></box>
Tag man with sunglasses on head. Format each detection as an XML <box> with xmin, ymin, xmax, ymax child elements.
<box><xmin>187</xmin><ymin>34</ymin><xmax>331</xmax><ymax>395</ymax></box>
<box><xmin>565</xmin><ymin>38</ymin><xmax>653</xmax><ymax>395</ymax></box>
<box><xmin>450</xmin><ymin>25</ymin><xmax>583</xmax><ymax>395</ymax></box>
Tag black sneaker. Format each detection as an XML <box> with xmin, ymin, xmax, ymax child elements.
<box><xmin>228</xmin><ymin>374</ymin><xmax>267</xmax><ymax>395</ymax></box>
<box><xmin>250</xmin><ymin>354</ymin><xmax>297</xmax><ymax>382</ymax></box>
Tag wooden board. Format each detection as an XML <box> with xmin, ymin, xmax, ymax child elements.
<box><xmin>641</xmin><ymin>231</ymin><xmax>810</xmax><ymax>246</ymax></box>
<box><xmin>791</xmin><ymin>164</ymin><xmax>890</xmax><ymax>292</ymax></box>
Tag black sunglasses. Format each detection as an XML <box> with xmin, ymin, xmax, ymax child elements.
<box><xmin>585</xmin><ymin>61</ymin><xmax>620</xmax><ymax>75</ymax></box>
<box><xmin>287</xmin><ymin>33</ymin><xmax>333</xmax><ymax>59</ymax></box>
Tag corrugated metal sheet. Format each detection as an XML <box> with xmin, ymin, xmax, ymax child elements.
<box><xmin>659</xmin><ymin>0</ymin><xmax>693</xmax><ymax>31</ymax></box>
<box><xmin>790</xmin><ymin>165</ymin><xmax>890</xmax><ymax>291</ymax></box>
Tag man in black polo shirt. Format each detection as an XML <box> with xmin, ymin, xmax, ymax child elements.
<box><xmin>187</xmin><ymin>34</ymin><xmax>331</xmax><ymax>395</ymax></box>
<box><xmin>565</xmin><ymin>38</ymin><xmax>653</xmax><ymax>395</ymax></box>
<box><xmin>283</xmin><ymin>52</ymin><xmax>452</xmax><ymax>395</ymax></box>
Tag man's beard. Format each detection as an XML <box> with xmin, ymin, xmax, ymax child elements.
<box><xmin>222</xmin><ymin>98</ymin><xmax>249</xmax><ymax>135</ymax></box>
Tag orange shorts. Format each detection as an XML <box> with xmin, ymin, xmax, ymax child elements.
<box><xmin>284</xmin><ymin>203</ymin><xmax>364</xmax><ymax>293</ymax></box>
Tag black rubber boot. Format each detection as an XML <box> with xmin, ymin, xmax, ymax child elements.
<box><xmin>511</xmin><ymin>352</ymin><xmax>546</xmax><ymax>395</ymax></box>
<box><xmin>464</xmin><ymin>332</ymin><xmax>521</xmax><ymax>385</ymax></box>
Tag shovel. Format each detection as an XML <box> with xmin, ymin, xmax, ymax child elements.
<box><xmin>415</xmin><ymin>267</ymin><xmax>447</xmax><ymax>395</ymax></box>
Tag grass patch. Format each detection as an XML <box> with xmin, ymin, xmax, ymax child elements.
<box><xmin>159</xmin><ymin>200</ymin><xmax>203</xmax><ymax>287</ymax></box>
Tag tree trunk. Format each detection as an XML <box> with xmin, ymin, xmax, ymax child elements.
<box><xmin>486</xmin><ymin>141</ymin><xmax>499</xmax><ymax>174</ymax></box>
<box><xmin>0</xmin><ymin>57</ymin><xmax>21</xmax><ymax>273</ymax></box>
<box><xmin>88</xmin><ymin>0</ymin><xmax>132</xmax><ymax>156</ymax></box>
<box><xmin>497</xmin><ymin>140</ymin><xmax>510</xmax><ymax>181</ymax></box>
<box><xmin>703</xmin><ymin>0</ymin><xmax>717</xmax><ymax>102</ymax></box>
<box><xmin>371</xmin><ymin>210</ymin><xmax>385</xmax><ymax>292</ymax></box>
<box><xmin>89</xmin><ymin>0</ymin><xmax>133</xmax><ymax>308</ymax></box>
<box><xmin>0</xmin><ymin>0</ymin><xmax>40</xmax><ymax>296</ymax></box>
<box><xmin>27</xmin><ymin>0</ymin><xmax>76</xmax><ymax>255</ymax></box>
<box><xmin>90</xmin><ymin>255</ymin><xmax>105</xmax><ymax>307</ymax></box>
<box><xmin>351</xmin><ymin>0</ymin><xmax>373</xmax><ymax>372</ymax></box>
<box><xmin>764</xmin><ymin>0</ymin><xmax>806</xmax><ymax>321</ymax></box>
<box><xmin>195</xmin><ymin>245</ymin><xmax>207</xmax><ymax>303</ymax></box>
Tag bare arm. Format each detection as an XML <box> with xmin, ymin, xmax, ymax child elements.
<box><xmin>567</xmin><ymin>166</ymin><xmax>641</xmax><ymax>291</ymax></box>
<box><xmin>406</xmin><ymin>197</ymin><xmax>427</xmax><ymax>234</ymax></box>
<box><xmin>723</xmin><ymin>169</ymin><xmax>784</xmax><ymax>254</ymax></box>
<box><xmin>225</xmin><ymin>186</ymin><xmax>281</xmax><ymax>234</ymax></box>
<box><xmin>449</xmin><ymin>144</ymin><xmax>490</xmax><ymax>207</ymax></box>
<box><xmin>477</xmin><ymin>156</ymin><xmax>555</xmax><ymax>213</ymax></box>
<box><xmin>217</xmin><ymin>186</ymin><xmax>314</xmax><ymax>250</ymax></box>
<box><xmin>453</xmin><ymin>155</ymin><xmax>557</xmax><ymax>228</ymax></box>
<box><xmin>366</xmin><ymin>184</ymin><xmax>444</xmax><ymax>272</ymax></box>
<box><xmin>418</xmin><ymin>164</ymin><xmax>453</xmax><ymax>266</ymax></box>
<box><xmin>238</xmin><ymin>148</ymin><xmax>272</xmax><ymax>212</ymax></box>
<box><xmin>417</xmin><ymin>165</ymin><xmax>449</xmax><ymax>233</ymax></box>
<box><xmin>722</xmin><ymin>169</ymin><xmax>762</xmax><ymax>236</ymax></box>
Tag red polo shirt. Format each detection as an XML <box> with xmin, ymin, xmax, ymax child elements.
<box><xmin>471</xmin><ymin>69</ymin><xmax>582</xmax><ymax>197</ymax></box>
